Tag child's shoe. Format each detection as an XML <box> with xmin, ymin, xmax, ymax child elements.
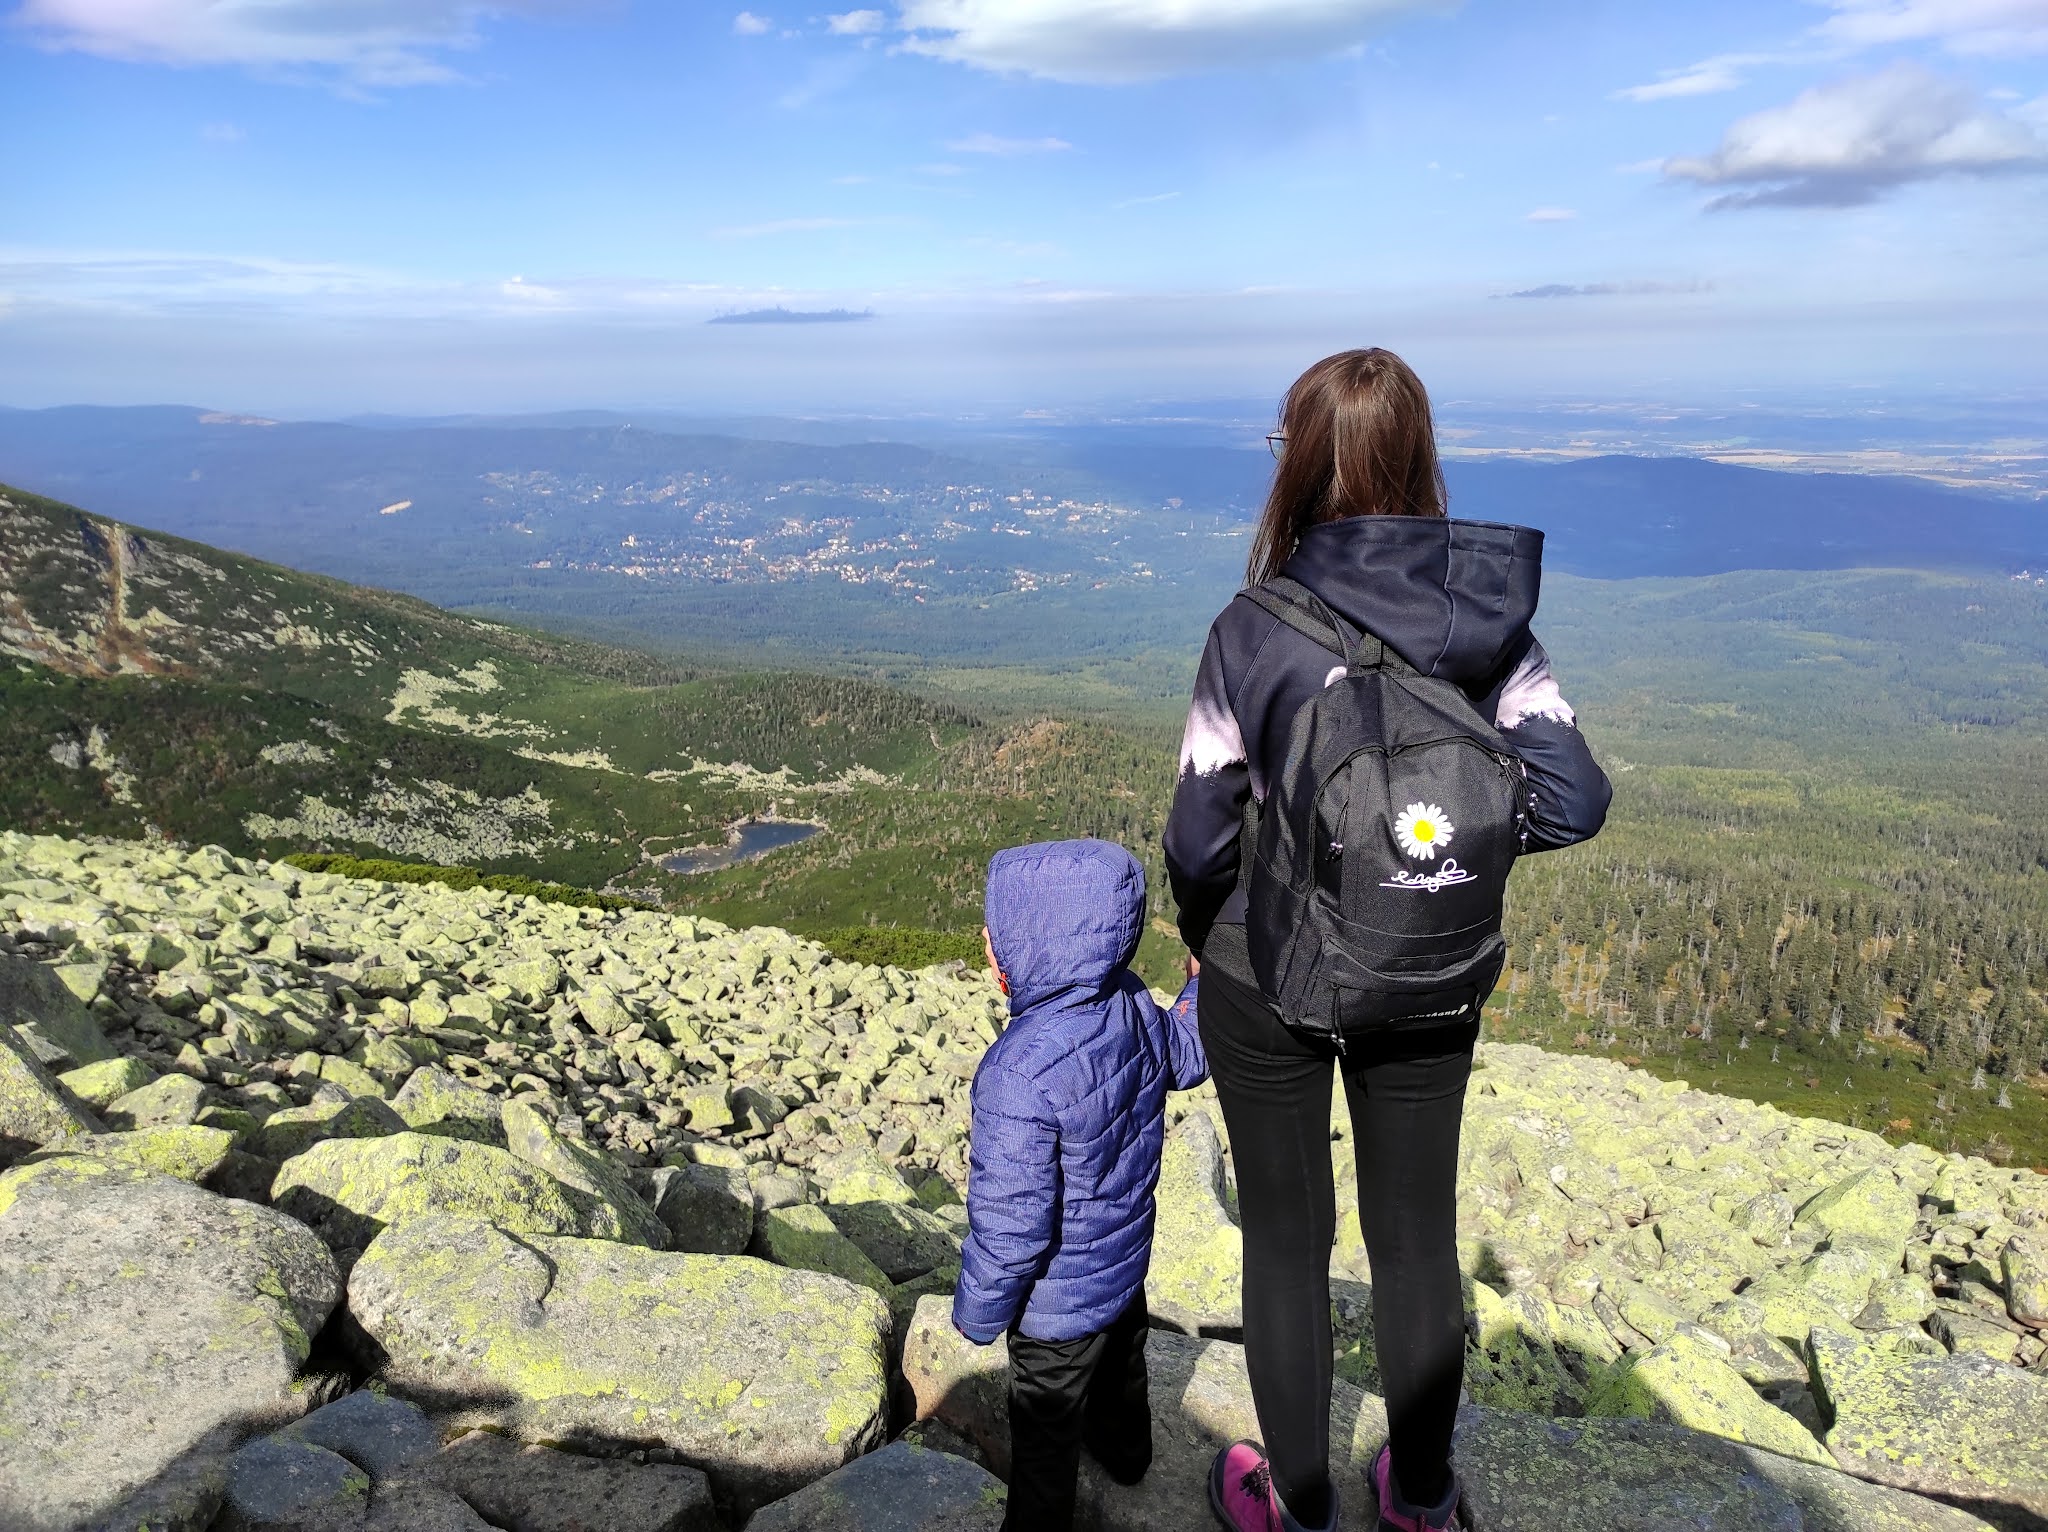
<box><xmin>1371</xmin><ymin>1445</ymin><xmax>1465</xmax><ymax>1532</ymax></box>
<box><xmin>1208</xmin><ymin>1441</ymin><xmax>1339</xmax><ymax>1532</ymax></box>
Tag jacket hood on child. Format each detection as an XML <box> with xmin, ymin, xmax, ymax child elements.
<box><xmin>985</xmin><ymin>838</ymin><xmax>1146</xmax><ymax>1013</ymax></box>
<box><xmin>955</xmin><ymin>839</ymin><xmax>1207</xmax><ymax>1344</ymax></box>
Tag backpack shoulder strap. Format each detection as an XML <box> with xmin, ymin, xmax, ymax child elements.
<box><xmin>1241</xmin><ymin>577</ymin><xmax>1407</xmax><ymax>674</ymax></box>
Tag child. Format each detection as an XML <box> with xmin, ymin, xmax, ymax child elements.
<box><xmin>954</xmin><ymin>838</ymin><xmax>1207</xmax><ymax>1532</ymax></box>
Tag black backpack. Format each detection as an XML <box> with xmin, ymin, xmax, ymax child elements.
<box><xmin>1238</xmin><ymin>577</ymin><xmax>1528</xmax><ymax>1042</ymax></box>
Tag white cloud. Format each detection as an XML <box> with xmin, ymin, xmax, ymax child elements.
<box><xmin>895</xmin><ymin>0</ymin><xmax>1456</xmax><ymax>84</ymax></box>
<box><xmin>826</xmin><ymin>8</ymin><xmax>884</xmax><ymax>32</ymax></box>
<box><xmin>1112</xmin><ymin>190</ymin><xmax>1181</xmax><ymax>208</ymax></box>
<box><xmin>199</xmin><ymin>121</ymin><xmax>245</xmax><ymax>144</ymax></box>
<box><xmin>733</xmin><ymin>10</ymin><xmax>773</xmax><ymax>34</ymax></box>
<box><xmin>11</xmin><ymin>0</ymin><xmax>595</xmax><ymax>86</ymax></box>
<box><xmin>1525</xmin><ymin>207</ymin><xmax>1576</xmax><ymax>222</ymax></box>
<box><xmin>1665</xmin><ymin>63</ymin><xmax>2048</xmax><ymax>208</ymax></box>
<box><xmin>1615</xmin><ymin>53</ymin><xmax>1770</xmax><ymax>103</ymax></box>
<box><xmin>946</xmin><ymin>132</ymin><xmax>1073</xmax><ymax>154</ymax></box>
<box><xmin>1816</xmin><ymin>0</ymin><xmax>2048</xmax><ymax>57</ymax></box>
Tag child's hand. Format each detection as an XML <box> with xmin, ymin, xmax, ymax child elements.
<box><xmin>1185</xmin><ymin>952</ymin><xmax>1200</xmax><ymax>979</ymax></box>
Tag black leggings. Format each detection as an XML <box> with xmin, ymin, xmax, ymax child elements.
<box><xmin>1198</xmin><ymin>959</ymin><xmax>1476</xmax><ymax>1526</ymax></box>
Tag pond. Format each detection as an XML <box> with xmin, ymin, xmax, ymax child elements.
<box><xmin>659</xmin><ymin>819</ymin><xmax>823</xmax><ymax>875</ymax></box>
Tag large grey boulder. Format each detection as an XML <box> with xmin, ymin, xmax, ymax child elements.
<box><xmin>748</xmin><ymin>1441</ymin><xmax>1006</xmax><ymax>1531</ymax></box>
<box><xmin>347</xmin><ymin>1214</ymin><xmax>892</xmax><ymax>1514</ymax></box>
<box><xmin>1811</xmin><ymin>1326</ymin><xmax>2048</xmax><ymax>1523</ymax></box>
<box><xmin>0</xmin><ymin>1020</ymin><xmax>98</xmax><ymax>1165</ymax></box>
<box><xmin>1452</xmin><ymin>1406</ymin><xmax>1995</xmax><ymax>1532</ymax></box>
<box><xmin>823</xmin><ymin>1199</ymin><xmax>963</xmax><ymax>1284</ymax></box>
<box><xmin>270</xmin><ymin>1132</ymin><xmax>589</xmax><ymax>1253</ymax></box>
<box><xmin>0</xmin><ymin>1158</ymin><xmax>343</xmax><ymax>1532</ymax></box>
<box><xmin>392</xmin><ymin>1065</ymin><xmax>506</xmax><ymax>1146</ymax></box>
<box><xmin>900</xmin><ymin>1294</ymin><xmax>1388</xmax><ymax>1530</ymax></box>
<box><xmin>430</xmin><ymin>1428</ymin><xmax>722</xmax><ymax>1532</ymax></box>
<box><xmin>648</xmin><ymin>1160</ymin><xmax>754</xmax><ymax>1254</ymax></box>
<box><xmin>216</xmin><ymin>1436</ymin><xmax>370</xmax><ymax>1532</ymax></box>
<box><xmin>503</xmin><ymin>1099</ymin><xmax>667</xmax><ymax>1248</ymax></box>
<box><xmin>0</xmin><ymin>949</ymin><xmax>116</xmax><ymax>1069</ymax></box>
<box><xmin>1146</xmin><ymin>1112</ymin><xmax>1243</xmax><ymax>1337</ymax></box>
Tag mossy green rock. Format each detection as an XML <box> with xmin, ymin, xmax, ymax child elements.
<box><xmin>1451</xmin><ymin>1406</ymin><xmax>1995</xmax><ymax>1531</ymax></box>
<box><xmin>30</xmin><ymin>1124</ymin><xmax>236</xmax><ymax>1183</ymax></box>
<box><xmin>0</xmin><ymin>949</ymin><xmax>116</xmax><ymax>1069</ymax></box>
<box><xmin>820</xmin><ymin>1145</ymin><xmax>917</xmax><ymax>1206</ymax></box>
<box><xmin>747</xmin><ymin>1440</ymin><xmax>1006</xmax><ymax>1532</ymax></box>
<box><xmin>319</xmin><ymin>1055</ymin><xmax>390</xmax><ymax>1100</ymax></box>
<box><xmin>753</xmin><ymin>1201</ymin><xmax>893</xmax><ymax>1296</ymax></box>
<box><xmin>2001</xmin><ymin>1236</ymin><xmax>2048</xmax><ymax>1328</ymax></box>
<box><xmin>0</xmin><ymin>1159</ymin><xmax>341</xmax><ymax>1532</ymax></box>
<box><xmin>1583</xmin><ymin>1331</ymin><xmax>1831</xmax><ymax>1465</ymax></box>
<box><xmin>0</xmin><ymin>1021</ymin><xmax>99</xmax><ymax>1165</ymax></box>
<box><xmin>1467</xmin><ymin>1280</ymin><xmax>1585</xmax><ymax>1415</ymax></box>
<box><xmin>1811</xmin><ymin>1325</ymin><xmax>2048</xmax><ymax>1518</ymax></box>
<box><xmin>1795</xmin><ymin>1168</ymin><xmax>1920</xmax><ymax>1258</ymax></box>
<box><xmin>271</xmin><ymin>1131</ymin><xmax>588</xmax><ymax>1252</ymax></box>
<box><xmin>103</xmin><ymin>1069</ymin><xmax>209</xmax><ymax>1130</ymax></box>
<box><xmin>823</xmin><ymin>1199</ymin><xmax>963</xmax><ymax>1284</ymax></box>
<box><xmin>249</xmin><ymin>1093</ymin><xmax>405</xmax><ymax>1161</ymax></box>
<box><xmin>347</xmin><ymin>1214</ymin><xmax>892</xmax><ymax>1513</ymax></box>
<box><xmin>1147</xmin><ymin>1112</ymin><xmax>1243</xmax><ymax>1336</ymax></box>
<box><xmin>55</xmin><ymin>1054</ymin><xmax>156</xmax><ymax>1110</ymax></box>
<box><xmin>392</xmin><ymin>1063</ymin><xmax>506</xmax><ymax>1145</ymax></box>
<box><xmin>502</xmin><ymin>1098</ymin><xmax>666</xmax><ymax>1248</ymax></box>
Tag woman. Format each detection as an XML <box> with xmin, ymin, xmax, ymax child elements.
<box><xmin>1164</xmin><ymin>349</ymin><xmax>1611</xmax><ymax>1532</ymax></box>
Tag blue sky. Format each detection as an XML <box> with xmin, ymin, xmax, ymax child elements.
<box><xmin>3</xmin><ymin>0</ymin><xmax>2046</xmax><ymax>415</ymax></box>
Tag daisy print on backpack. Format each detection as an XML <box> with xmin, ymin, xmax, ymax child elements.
<box><xmin>1393</xmin><ymin>802</ymin><xmax>1453</xmax><ymax>860</ymax></box>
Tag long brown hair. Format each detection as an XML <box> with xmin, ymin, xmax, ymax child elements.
<box><xmin>1246</xmin><ymin>348</ymin><xmax>1447</xmax><ymax>585</ymax></box>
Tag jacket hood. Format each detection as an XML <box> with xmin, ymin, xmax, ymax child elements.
<box><xmin>1278</xmin><ymin>515</ymin><xmax>1544</xmax><ymax>685</ymax></box>
<box><xmin>985</xmin><ymin>839</ymin><xmax>1145</xmax><ymax>1013</ymax></box>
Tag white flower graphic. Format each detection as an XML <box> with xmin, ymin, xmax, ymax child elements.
<box><xmin>1393</xmin><ymin>802</ymin><xmax>1454</xmax><ymax>860</ymax></box>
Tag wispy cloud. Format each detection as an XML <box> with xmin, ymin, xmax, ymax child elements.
<box><xmin>1525</xmin><ymin>207</ymin><xmax>1577</xmax><ymax>222</ymax></box>
<box><xmin>945</xmin><ymin>132</ymin><xmax>1074</xmax><ymax>155</ymax></box>
<box><xmin>710</xmin><ymin>216</ymin><xmax>862</xmax><ymax>238</ymax></box>
<box><xmin>897</xmin><ymin>0</ymin><xmax>1455</xmax><ymax>85</ymax></box>
<box><xmin>1501</xmin><ymin>280</ymin><xmax>1712</xmax><ymax>299</ymax></box>
<box><xmin>1113</xmin><ymin>191</ymin><xmax>1181</xmax><ymax>208</ymax></box>
<box><xmin>1615</xmin><ymin>53</ymin><xmax>1776</xmax><ymax>103</ymax></box>
<box><xmin>11</xmin><ymin>0</ymin><xmax>602</xmax><ymax>87</ymax></box>
<box><xmin>825</xmin><ymin>9</ymin><xmax>885</xmax><ymax>34</ymax></box>
<box><xmin>1664</xmin><ymin>63</ymin><xmax>2048</xmax><ymax>209</ymax></box>
<box><xmin>732</xmin><ymin>11</ymin><xmax>774</xmax><ymax>35</ymax></box>
<box><xmin>1816</xmin><ymin>0</ymin><xmax>2048</xmax><ymax>58</ymax></box>
<box><xmin>200</xmin><ymin>122</ymin><xmax>245</xmax><ymax>144</ymax></box>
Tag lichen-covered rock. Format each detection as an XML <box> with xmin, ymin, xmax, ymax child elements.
<box><xmin>103</xmin><ymin>1069</ymin><xmax>209</xmax><ymax>1130</ymax></box>
<box><xmin>2002</xmin><ymin>1236</ymin><xmax>2048</xmax><ymax>1329</ymax></box>
<box><xmin>347</xmin><ymin>1215</ymin><xmax>892</xmax><ymax>1513</ymax></box>
<box><xmin>29</xmin><ymin>1123</ymin><xmax>237</xmax><ymax>1183</ymax></box>
<box><xmin>503</xmin><ymin>1098</ymin><xmax>667</xmax><ymax>1248</ymax></box>
<box><xmin>819</xmin><ymin>1145</ymin><xmax>917</xmax><ymax>1206</ymax></box>
<box><xmin>1795</xmin><ymin>1168</ymin><xmax>1920</xmax><ymax>1259</ymax></box>
<box><xmin>1465</xmin><ymin>1280</ymin><xmax>1585</xmax><ymax>1416</ymax></box>
<box><xmin>0</xmin><ymin>1159</ymin><xmax>343</xmax><ymax>1532</ymax></box>
<box><xmin>392</xmin><ymin>1064</ymin><xmax>506</xmax><ymax>1146</ymax></box>
<box><xmin>1147</xmin><ymin>1112</ymin><xmax>1243</xmax><ymax>1337</ymax></box>
<box><xmin>429</xmin><ymin>1427</ymin><xmax>723</xmax><ymax>1532</ymax></box>
<box><xmin>270</xmin><ymin>1131</ymin><xmax>588</xmax><ymax>1252</ymax></box>
<box><xmin>747</xmin><ymin>1441</ymin><xmax>1006</xmax><ymax>1531</ymax></box>
<box><xmin>0</xmin><ymin>949</ymin><xmax>117</xmax><ymax>1068</ymax></box>
<box><xmin>900</xmin><ymin>1294</ymin><xmax>1391</xmax><ymax>1530</ymax></box>
<box><xmin>57</xmin><ymin>1053</ymin><xmax>155</xmax><ymax>1109</ymax></box>
<box><xmin>251</xmin><ymin>1095</ymin><xmax>406</xmax><ymax>1161</ymax></box>
<box><xmin>1452</xmin><ymin>1406</ymin><xmax>1995</xmax><ymax>1531</ymax></box>
<box><xmin>0</xmin><ymin>1020</ymin><xmax>98</xmax><ymax>1164</ymax></box>
<box><xmin>1582</xmin><ymin>1330</ymin><xmax>1832</xmax><ymax>1465</ymax></box>
<box><xmin>824</xmin><ymin>1199</ymin><xmax>964</xmax><ymax>1284</ymax></box>
<box><xmin>754</xmin><ymin>1200</ymin><xmax>894</xmax><ymax>1296</ymax></box>
<box><xmin>649</xmin><ymin>1160</ymin><xmax>754</xmax><ymax>1254</ymax></box>
<box><xmin>1811</xmin><ymin>1325</ymin><xmax>2048</xmax><ymax>1520</ymax></box>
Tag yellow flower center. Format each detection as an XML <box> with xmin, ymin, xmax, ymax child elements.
<box><xmin>1414</xmin><ymin>821</ymin><xmax>1436</xmax><ymax>842</ymax></box>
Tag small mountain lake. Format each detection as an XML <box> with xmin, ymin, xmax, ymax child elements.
<box><xmin>659</xmin><ymin>819</ymin><xmax>822</xmax><ymax>875</ymax></box>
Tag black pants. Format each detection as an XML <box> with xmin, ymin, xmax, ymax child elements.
<box><xmin>1003</xmin><ymin>1292</ymin><xmax>1152</xmax><ymax>1532</ymax></box>
<box><xmin>1199</xmin><ymin>959</ymin><xmax>1476</xmax><ymax>1527</ymax></box>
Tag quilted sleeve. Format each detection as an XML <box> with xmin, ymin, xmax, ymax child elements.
<box><xmin>953</xmin><ymin>1060</ymin><xmax>1061</xmax><ymax>1343</ymax></box>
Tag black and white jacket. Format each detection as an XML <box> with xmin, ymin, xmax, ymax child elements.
<box><xmin>1164</xmin><ymin>514</ymin><xmax>1613</xmax><ymax>967</ymax></box>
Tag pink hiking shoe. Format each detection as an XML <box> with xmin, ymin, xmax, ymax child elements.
<box><xmin>1371</xmin><ymin>1445</ymin><xmax>1465</xmax><ymax>1532</ymax></box>
<box><xmin>1208</xmin><ymin>1441</ymin><xmax>1338</xmax><ymax>1532</ymax></box>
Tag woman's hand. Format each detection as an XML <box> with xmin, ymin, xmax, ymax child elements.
<box><xmin>1185</xmin><ymin>952</ymin><xmax>1201</xmax><ymax>979</ymax></box>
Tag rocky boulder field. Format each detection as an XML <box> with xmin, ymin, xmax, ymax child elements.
<box><xmin>2</xmin><ymin>830</ymin><xmax>2045</xmax><ymax>1531</ymax></box>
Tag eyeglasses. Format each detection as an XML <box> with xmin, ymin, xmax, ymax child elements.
<box><xmin>1265</xmin><ymin>431</ymin><xmax>1288</xmax><ymax>461</ymax></box>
